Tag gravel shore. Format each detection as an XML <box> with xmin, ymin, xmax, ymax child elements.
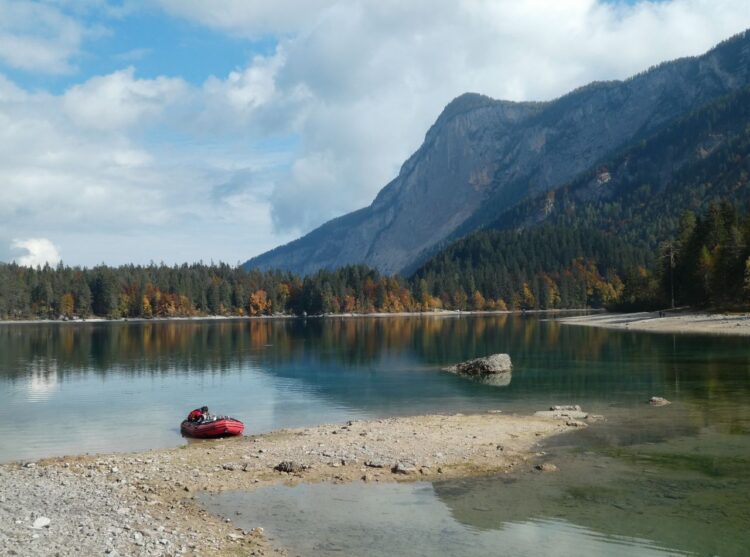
<box><xmin>0</xmin><ymin>412</ymin><xmax>582</xmax><ymax>556</ymax></box>
<box><xmin>556</xmin><ymin>310</ymin><xmax>750</xmax><ymax>336</ymax></box>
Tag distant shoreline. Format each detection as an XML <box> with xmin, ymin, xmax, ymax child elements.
<box><xmin>555</xmin><ymin>310</ymin><xmax>750</xmax><ymax>336</ymax></box>
<box><xmin>0</xmin><ymin>308</ymin><xmax>595</xmax><ymax>326</ymax></box>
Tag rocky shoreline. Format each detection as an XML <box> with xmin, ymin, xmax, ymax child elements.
<box><xmin>0</xmin><ymin>412</ymin><xmax>586</xmax><ymax>557</ymax></box>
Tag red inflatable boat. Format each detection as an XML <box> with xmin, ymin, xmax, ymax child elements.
<box><xmin>180</xmin><ymin>417</ymin><xmax>244</xmax><ymax>439</ymax></box>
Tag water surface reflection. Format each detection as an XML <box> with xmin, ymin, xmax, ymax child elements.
<box><xmin>1</xmin><ymin>316</ymin><xmax>748</xmax><ymax>462</ymax></box>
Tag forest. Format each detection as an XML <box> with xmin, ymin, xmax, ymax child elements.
<box><xmin>0</xmin><ymin>204</ymin><xmax>747</xmax><ymax>320</ymax></box>
<box><xmin>616</xmin><ymin>201</ymin><xmax>750</xmax><ymax>310</ymax></box>
<box><xmin>0</xmin><ymin>225</ymin><xmax>631</xmax><ymax>320</ymax></box>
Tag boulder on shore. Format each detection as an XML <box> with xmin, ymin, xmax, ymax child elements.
<box><xmin>444</xmin><ymin>354</ymin><xmax>512</xmax><ymax>386</ymax></box>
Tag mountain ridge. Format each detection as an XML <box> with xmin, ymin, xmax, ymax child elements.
<box><xmin>245</xmin><ymin>30</ymin><xmax>750</xmax><ymax>276</ymax></box>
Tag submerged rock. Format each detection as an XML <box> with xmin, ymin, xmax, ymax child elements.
<box><xmin>535</xmin><ymin>405</ymin><xmax>596</xmax><ymax>421</ymax></box>
<box><xmin>649</xmin><ymin>396</ymin><xmax>671</xmax><ymax>407</ymax></box>
<box><xmin>476</xmin><ymin>372</ymin><xmax>512</xmax><ymax>387</ymax></box>
<box><xmin>551</xmin><ymin>405</ymin><xmax>581</xmax><ymax>412</ymax></box>
<box><xmin>445</xmin><ymin>354</ymin><xmax>512</xmax><ymax>386</ymax></box>
<box><xmin>535</xmin><ymin>463</ymin><xmax>558</xmax><ymax>473</ymax></box>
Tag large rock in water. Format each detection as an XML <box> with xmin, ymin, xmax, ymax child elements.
<box><xmin>446</xmin><ymin>354</ymin><xmax>512</xmax><ymax>386</ymax></box>
<box><xmin>453</xmin><ymin>354</ymin><xmax>512</xmax><ymax>376</ymax></box>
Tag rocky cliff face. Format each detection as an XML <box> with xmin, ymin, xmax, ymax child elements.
<box><xmin>245</xmin><ymin>31</ymin><xmax>750</xmax><ymax>276</ymax></box>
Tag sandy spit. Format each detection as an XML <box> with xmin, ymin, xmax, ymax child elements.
<box><xmin>555</xmin><ymin>310</ymin><xmax>750</xmax><ymax>336</ymax></box>
<box><xmin>0</xmin><ymin>412</ymin><xmax>581</xmax><ymax>557</ymax></box>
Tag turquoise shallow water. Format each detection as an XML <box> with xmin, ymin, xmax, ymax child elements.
<box><xmin>1</xmin><ymin>315</ymin><xmax>749</xmax><ymax>555</ymax></box>
<box><xmin>200</xmin><ymin>481</ymin><xmax>697</xmax><ymax>557</ymax></box>
<box><xmin>0</xmin><ymin>315</ymin><xmax>748</xmax><ymax>462</ymax></box>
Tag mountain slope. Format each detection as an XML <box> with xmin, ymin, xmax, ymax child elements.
<box><xmin>410</xmin><ymin>85</ymin><xmax>750</xmax><ymax>307</ymax></box>
<box><xmin>493</xmin><ymin>85</ymin><xmax>750</xmax><ymax>248</ymax></box>
<box><xmin>245</xmin><ymin>30</ymin><xmax>750</xmax><ymax>276</ymax></box>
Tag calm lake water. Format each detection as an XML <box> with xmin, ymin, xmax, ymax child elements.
<box><xmin>2</xmin><ymin>315</ymin><xmax>749</xmax><ymax>555</ymax></box>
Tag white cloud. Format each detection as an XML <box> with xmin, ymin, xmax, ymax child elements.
<box><xmin>236</xmin><ymin>0</ymin><xmax>750</xmax><ymax>232</ymax></box>
<box><xmin>0</xmin><ymin>66</ymin><xmax>294</xmax><ymax>266</ymax></box>
<box><xmin>63</xmin><ymin>67</ymin><xmax>187</xmax><ymax>131</ymax></box>
<box><xmin>154</xmin><ymin>0</ymin><xmax>338</xmax><ymax>36</ymax></box>
<box><xmin>11</xmin><ymin>238</ymin><xmax>62</xmax><ymax>267</ymax></box>
<box><xmin>0</xmin><ymin>0</ymin><xmax>85</xmax><ymax>73</ymax></box>
<box><xmin>2</xmin><ymin>1</ymin><xmax>750</xmax><ymax>266</ymax></box>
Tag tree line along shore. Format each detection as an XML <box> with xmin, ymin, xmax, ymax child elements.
<box><xmin>0</xmin><ymin>202</ymin><xmax>748</xmax><ymax>322</ymax></box>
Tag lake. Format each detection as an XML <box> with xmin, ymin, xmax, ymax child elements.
<box><xmin>1</xmin><ymin>315</ymin><xmax>749</xmax><ymax>555</ymax></box>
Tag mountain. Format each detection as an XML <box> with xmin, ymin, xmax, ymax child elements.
<box><xmin>245</xmin><ymin>30</ymin><xmax>750</xmax><ymax>276</ymax></box>
<box><xmin>411</xmin><ymin>85</ymin><xmax>750</xmax><ymax>308</ymax></box>
<box><xmin>488</xmin><ymin>85</ymin><xmax>750</xmax><ymax>248</ymax></box>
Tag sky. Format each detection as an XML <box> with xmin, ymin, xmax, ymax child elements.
<box><xmin>1</xmin><ymin>0</ymin><xmax>749</xmax><ymax>267</ymax></box>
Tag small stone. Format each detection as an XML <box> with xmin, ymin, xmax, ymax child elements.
<box><xmin>222</xmin><ymin>463</ymin><xmax>236</xmax><ymax>471</ymax></box>
<box><xmin>274</xmin><ymin>461</ymin><xmax>303</xmax><ymax>473</ymax></box>
<box><xmin>392</xmin><ymin>461</ymin><xmax>417</xmax><ymax>475</ymax></box>
<box><xmin>365</xmin><ymin>460</ymin><xmax>387</xmax><ymax>468</ymax></box>
<box><xmin>32</xmin><ymin>517</ymin><xmax>51</xmax><ymax>529</ymax></box>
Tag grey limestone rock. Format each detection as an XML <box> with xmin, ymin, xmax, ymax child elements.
<box><xmin>452</xmin><ymin>354</ymin><xmax>512</xmax><ymax>376</ymax></box>
<box><xmin>445</xmin><ymin>354</ymin><xmax>513</xmax><ymax>386</ymax></box>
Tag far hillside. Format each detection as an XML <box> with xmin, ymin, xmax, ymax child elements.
<box><xmin>411</xmin><ymin>86</ymin><xmax>750</xmax><ymax>310</ymax></box>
